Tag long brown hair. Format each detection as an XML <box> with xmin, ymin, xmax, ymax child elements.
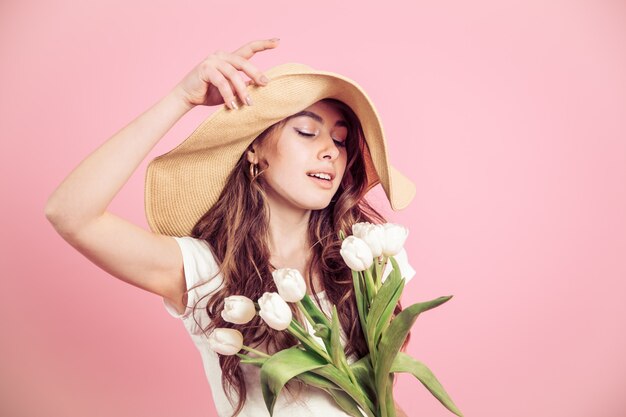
<box><xmin>186</xmin><ymin>98</ymin><xmax>411</xmax><ymax>416</ymax></box>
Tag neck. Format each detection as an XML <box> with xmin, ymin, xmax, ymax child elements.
<box><xmin>265</xmin><ymin>196</ymin><xmax>324</xmax><ymax>295</ymax></box>
<box><xmin>266</xmin><ymin>200</ymin><xmax>311</xmax><ymax>260</ymax></box>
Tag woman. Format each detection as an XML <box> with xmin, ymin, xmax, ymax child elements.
<box><xmin>45</xmin><ymin>38</ymin><xmax>413</xmax><ymax>417</ymax></box>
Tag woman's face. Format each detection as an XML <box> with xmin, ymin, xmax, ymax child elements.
<box><xmin>248</xmin><ymin>100</ymin><xmax>349</xmax><ymax>211</ymax></box>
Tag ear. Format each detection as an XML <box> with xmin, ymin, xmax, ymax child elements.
<box><xmin>246</xmin><ymin>146</ymin><xmax>258</xmax><ymax>164</ymax></box>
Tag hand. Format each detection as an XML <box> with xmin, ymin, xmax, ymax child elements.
<box><xmin>173</xmin><ymin>38</ymin><xmax>280</xmax><ymax>109</ymax></box>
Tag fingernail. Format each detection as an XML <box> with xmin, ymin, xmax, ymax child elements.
<box><xmin>246</xmin><ymin>95</ymin><xmax>253</xmax><ymax>106</ymax></box>
<box><xmin>260</xmin><ymin>75</ymin><xmax>270</xmax><ymax>84</ymax></box>
<box><xmin>231</xmin><ymin>99</ymin><xmax>238</xmax><ymax>110</ymax></box>
<box><xmin>271</xmin><ymin>38</ymin><xmax>280</xmax><ymax>42</ymax></box>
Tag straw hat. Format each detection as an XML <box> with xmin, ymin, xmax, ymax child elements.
<box><xmin>145</xmin><ymin>62</ymin><xmax>415</xmax><ymax>236</ymax></box>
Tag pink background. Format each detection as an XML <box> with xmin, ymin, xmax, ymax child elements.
<box><xmin>2</xmin><ymin>0</ymin><xmax>625</xmax><ymax>416</ymax></box>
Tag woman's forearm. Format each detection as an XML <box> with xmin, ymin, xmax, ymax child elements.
<box><xmin>45</xmin><ymin>86</ymin><xmax>193</xmax><ymax>232</ymax></box>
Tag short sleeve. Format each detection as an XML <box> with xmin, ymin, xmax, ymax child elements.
<box><xmin>162</xmin><ymin>236</ymin><xmax>223</xmax><ymax>321</ymax></box>
<box><xmin>381</xmin><ymin>247</ymin><xmax>417</xmax><ymax>284</ymax></box>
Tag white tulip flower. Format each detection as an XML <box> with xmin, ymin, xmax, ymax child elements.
<box><xmin>258</xmin><ymin>292</ymin><xmax>293</xmax><ymax>331</ymax></box>
<box><xmin>207</xmin><ymin>328</ymin><xmax>244</xmax><ymax>356</ymax></box>
<box><xmin>221</xmin><ymin>295</ymin><xmax>256</xmax><ymax>324</ymax></box>
<box><xmin>272</xmin><ymin>268</ymin><xmax>307</xmax><ymax>303</ymax></box>
<box><xmin>352</xmin><ymin>222</ymin><xmax>385</xmax><ymax>258</ymax></box>
<box><xmin>340</xmin><ymin>236</ymin><xmax>374</xmax><ymax>271</ymax></box>
<box><xmin>381</xmin><ymin>223</ymin><xmax>409</xmax><ymax>256</ymax></box>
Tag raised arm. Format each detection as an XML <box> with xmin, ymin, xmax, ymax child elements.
<box><xmin>44</xmin><ymin>38</ymin><xmax>279</xmax><ymax>311</ymax></box>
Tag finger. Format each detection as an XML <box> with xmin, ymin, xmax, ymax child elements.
<box><xmin>225</xmin><ymin>54</ymin><xmax>270</xmax><ymax>87</ymax></box>
<box><xmin>202</xmin><ymin>63</ymin><xmax>238</xmax><ymax>109</ymax></box>
<box><xmin>215</xmin><ymin>61</ymin><xmax>250</xmax><ymax>108</ymax></box>
<box><xmin>232</xmin><ymin>38</ymin><xmax>280</xmax><ymax>60</ymax></box>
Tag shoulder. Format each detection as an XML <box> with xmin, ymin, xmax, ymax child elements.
<box><xmin>162</xmin><ymin>236</ymin><xmax>223</xmax><ymax>321</ymax></box>
<box><xmin>172</xmin><ymin>236</ymin><xmax>220</xmax><ymax>280</ymax></box>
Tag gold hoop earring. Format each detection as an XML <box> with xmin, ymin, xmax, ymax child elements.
<box><xmin>249</xmin><ymin>162</ymin><xmax>259</xmax><ymax>178</ymax></box>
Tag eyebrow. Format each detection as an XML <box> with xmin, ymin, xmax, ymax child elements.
<box><xmin>287</xmin><ymin>110</ymin><xmax>348</xmax><ymax>128</ymax></box>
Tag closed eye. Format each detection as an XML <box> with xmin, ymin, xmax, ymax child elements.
<box><xmin>296</xmin><ymin>129</ymin><xmax>346</xmax><ymax>148</ymax></box>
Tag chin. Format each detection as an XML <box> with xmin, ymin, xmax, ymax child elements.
<box><xmin>299</xmin><ymin>199</ymin><xmax>334</xmax><ymax>211</ymax></box>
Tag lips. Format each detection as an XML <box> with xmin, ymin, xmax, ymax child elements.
<box><xmin>307</xmin><ymin>174</ymin><xmax>334</xmax><ymax>189</ymax></box>
<box><xmin>306</xmin><ymin>170</ymin><xmax>335</xmax><ymax>181</ymax></box>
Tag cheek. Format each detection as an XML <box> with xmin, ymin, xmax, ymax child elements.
<box><xmin>338</xmin><ymin>153</ymin><xmax>350</xmax><ymax>183</ymax></box>
<box><xmin>339</xmin><ymin>151</ymin><xmax>349</xmax><ymax>171</ymax></box>
<box><xmin>278</xmin><ymin>145</ymin><xmax>309</xmax><ymax>171</ymax></box>
<box><xmin>266</xmin><ymin>155</ymin><xmax>303</xmax><ymax>184</ymax></box>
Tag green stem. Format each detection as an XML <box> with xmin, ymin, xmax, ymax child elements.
<box><xmin>339</xmin><ymin>356</ymin><xmax>361</xmax><ymax>395</ymax></box>
<box><xmin>314</xmin><ymin>363</ymin><xmax>376</xmax><ymax>417</ymax></box>
<box><xmin>352</xmin><ymin>270</ymin><xmax>369</xmax><ymax>351</ymax></box>
<box><xmin>288</xmin><ymin>321</ymin><xmax>332</xmax><ymax>363</ymax></box>
<box><xmin>374</xmin><ymin>257</ymin><xmax>382</xmax><ymax>288</ymax></box>
<box><xmin>301</xmin><ymin>294</ymin><xmax>331</xmax><ymax>327</ymax></box>
<box><xmin>380</xmin><ymin>255</ymin><xmax>389</xmax><ymax>285</ymax></box>
<box><xmin>364</xmin><ymin>268</ymin><xmax>377</xmax><ymax>301</ymax></box>
<box><xmin>299</xmin><ymin>294</ymin><xmax>333</xmax><ymax>355</ymax></box>
<box><xmin>291</xmin><ymin>299</ymin><xmax>371</xmax><ymax>412</ymax></box>
<box><xmin>240</xmin><ymin>345</ymin><xmax>270</xmax><ymax>358</ymax></box>
<box><xmin>290</xmin><ymin>317</ymin><xmax>310</xmax><ymax>335</ymax></box>
<box><xmin>296</xmin><ymin>300</ymin><xmax>316</xmax><ymax>328</ymax></box>
<box><xmin>368</xmin><ymin>333</ymin><xmax>377</xmax><ymax>371</ymax></box>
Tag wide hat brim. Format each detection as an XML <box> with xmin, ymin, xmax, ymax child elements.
<box><xmin>145</xmin><ymin>62</ymin><xmax>415</xmax><ymax>236</ymax></box>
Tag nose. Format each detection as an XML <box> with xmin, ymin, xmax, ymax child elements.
<box><xmin>319</xmin><ymin>131</ymin><xmax>340</xmax><ymax>160</ymax></box>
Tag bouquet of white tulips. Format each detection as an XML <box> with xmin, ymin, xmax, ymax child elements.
<box><xmin>207</xmin><ymin>222</ymin><xmax>463</xmax><ymax>417</ymax></box>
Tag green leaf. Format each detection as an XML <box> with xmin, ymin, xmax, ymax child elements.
<box><xmin>375</xmin><ymin>280</ymin><xmax>405</xmax><ymax>348</ymax></box>
<box><xmin>349</xmin><ymin>355</ymin><xmax>375</xmax><ymax>401</ymax></box>
<box><xmin>295</xmin><ymin>370</ymin><xmax>338</xmax><ymax>390</ymax></box>
<box><xmin>391</xmin><ymin>352</ymin><xmax>464</xmax><ymax>417</ymax></box>
<box><xmin>367</xmin><ymin>266</ymin><xmax>399</xmax><ymax>328</ymax></box>
<box><xmin>310</xmin><ymin>364</ymin><xmax>376</xmax><ymax>417</ymax></box>
<box><xmin>374</xmin><ymin>296</ymin><xmax>454</xmax><ymax>410</ymax></box>
<box><xmin>301</xmin><ymin>294</ymin><xmax>331</xmax><ymax>328</ymax></box>
<box><xmin>300</xmin><ymin>294</ymin><xmax>333</xmax><ymax>354</ymax></box>
<box><xmin>325</xmin><ymin>387</ymin><xmax>368</xmax><ymax>417</ymax></box>
<box><xmin>367</xmin><ymin>264</ymin><xmax>402</xmax><ymax>325</ymax></box>
<box><xmin>287</xmin><ymin>322</ymin><xmax>331</xmax><ymax>363</ymax></box>
<box><xmin>374</xmin><ymin>256</ymin><xmax>406</xmax><ymax>346</ymax></box>
<box><xmin>367</xmin><ymin>260</ymin><xmax>404</xmax><ymax>349</ymax></box>
<box><xmin>260</xmin><ymin>346</ymin><xmax>327</xmax><ymax>415</ymax></box>
<box><xmin>293</xmin><ymin>369</ymin><xmax>367</xmax><ymax>417</ymax></box>
<box><xmin>386</xmin><ymin>255</ymin><xmax>402</xmax><ymax>282</ymax></box>
<box><xmin>329</xmin><ymin>305</ymin><xmax>345</xmax><ymax>369</ymax></box>
<box><xmin>383</xmin><ymin>373</ymin><xmax>396</xmax><ymax>417</ymax></box>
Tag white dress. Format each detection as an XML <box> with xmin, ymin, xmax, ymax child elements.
<box><xmin>162</xmin><ymin>236</ymin><xmax>416</xmax><ymax>417</ymax></box>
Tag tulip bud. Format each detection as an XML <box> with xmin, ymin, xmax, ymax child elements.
<box><xmin>207</xmin><ymin>328</ymin><xmax>244</xmax><ymax>355</ymax></box>
<box><xmin>352</xmin><ymin>222</ymin><xmax>385</xmax><ymax>258</ymax></box>
<box><xmin>313</xmin><ymin>323</ymin><xmax>330</xmax><ymax>340</ymax></box>
<box><xmin>272</xmin><ymin>268</ymin><xmax>307</xmax><ymax>303</ymax></box>
<box><xmin>258</xmin><ymin>292</ymin><xmax>293</xmax><ymax>331</ymax></box>
<box><xmin>381</xmin><ymin>223</ymin><xmax>409</xmax><ymax>256</ymax></box>
<box><xmin>221</xmin><ymin>295</ymin><xmax>256</xmax><ymax>324</ymax></box>
<box><xmin>340</xmin><ymin>236</ymin><xmax>374</xmax><ymax>271</ymax></box>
